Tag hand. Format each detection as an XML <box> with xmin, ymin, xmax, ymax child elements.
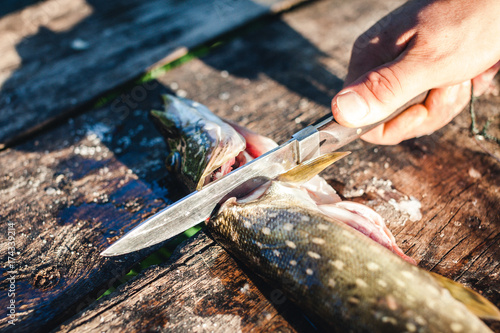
<box><xmin>332</xmin><ymin>0</ymin><xmax>500</xmax><ymax>144</ymax></box>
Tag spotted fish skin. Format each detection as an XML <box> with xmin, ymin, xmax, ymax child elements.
<box><xmin>151</xmin><ymin>96</ymin><xmax>494</xmax><ymax>331</ymax></box>
<box><xmin>207</xmin><ymin>182</ymin><xmax>492</xmax><ymax>333</ymax></box>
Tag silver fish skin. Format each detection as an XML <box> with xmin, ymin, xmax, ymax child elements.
<box><xmin>207</xmin><ymin>181</ymin><xmax>492</xmax><ymax>333</ymax></box>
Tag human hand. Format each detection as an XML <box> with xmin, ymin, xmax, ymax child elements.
<box><xmin>332</xmin><ymin>0</ymin><xmax>500</xmax><ymax>144</ymax></box>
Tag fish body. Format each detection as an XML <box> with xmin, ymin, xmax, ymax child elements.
<box><xmin>208</xmin><ymin>181</ymin><xmax>492</xmax><ymax>332</ymax></box>
<box><xmin>151</xmin><ymin>95</ymin><xmax>495</xmax><ymax>332</ymax></box>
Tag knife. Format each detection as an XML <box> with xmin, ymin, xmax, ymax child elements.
<box><xmin>101</xmin><ymin>92</ymin><xmax>428</xmax><ymax>256</ymax></box>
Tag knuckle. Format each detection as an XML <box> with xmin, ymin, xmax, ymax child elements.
<box><xmin>363</xmin><ymin>132</ymin><xmax>403</xmax><ymax>145</ymax></box>
<box><xmin>362</xmin><ymin>67</ymin><xmax>403</xmax><ymax>104</ymax></box>
<box><xmin>352</xmin><ymin>34</ymin><xmax>382</xmax><ymax>56</ymax></box>
<box><xmin>377</xmin><ymin>133</ymin><xmax>403</xmax><ymax>145</ymax></box>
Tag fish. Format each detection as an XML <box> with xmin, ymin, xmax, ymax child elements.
<box><xmin>208</xmin><ymin>180</ymin><xmax>495</xmax><ymax>332</ymax></box>
<box><xmin>151</xmin><ymin>95</ymin><xmax>499</xmax><ymax>332</ymax></box>
<box><xmin>151</xmin><ymin>95</ymin><xmax>249</xmax><ymax>191</ymax></box>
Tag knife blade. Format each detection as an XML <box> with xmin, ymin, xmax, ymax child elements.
<box><xmin>101</xmin><ymin>92</ymin><xmax>428</xmax><ymax>256</ymax></box>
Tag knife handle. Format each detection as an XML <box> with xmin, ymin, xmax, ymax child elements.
<box><xmin>314</xmin><ymin>91</ymin><xmax>429</xmax><ymax>154</ymax></box>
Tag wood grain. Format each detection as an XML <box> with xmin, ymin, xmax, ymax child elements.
<box><xmin>55</xmin><ymin>0</ymin><xmax>498</xmax><ymax>331</ymax></box>
<box><xmin>1</xmin><ymin>0</ymin><xmax>499</xmax><ymax>332</ymax></box>
<box><xmin>0</xmin><ymin>83</ymin><xmax>177</xmax><ymax>332</ymax></box>
<box><xmin>0</xmin><ymin>0</ymin><xmax>306</xmax><ymax>148</ymax></box>
<box><xmin>57</xmin><ymin>232</ymin><xmax>317</xmax><ymax>332</ymax></box>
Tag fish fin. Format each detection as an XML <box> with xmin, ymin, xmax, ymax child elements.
<box><xmin>277</xmin><ymin>152</ymin><xmax>350</xmax><ymax>184</ymax></box>
<box><xmin>162</xmin><ymin>94</ymin><xmax>173</xmax><ymax>104</ymax></box>
<box><xmin>150</xmin><ymin>109</ymin><xmax>163</xmax><ymax>118</ymax></box>
<box><xmin>430</xmin><ymin>272</ymin><xmax>500</xmax><ymax>321</ymax></box>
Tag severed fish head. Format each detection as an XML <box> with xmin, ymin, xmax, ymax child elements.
<box><xmin>151</xmin><ymin>95</ymin><xmax>250</xmax><ymax>191</ymax></box>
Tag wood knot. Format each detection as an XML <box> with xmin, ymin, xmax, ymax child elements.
<box><xmin>33</xmin><ymin>266</ymin><xmax>61</xmax><ymax>290</ymax></box>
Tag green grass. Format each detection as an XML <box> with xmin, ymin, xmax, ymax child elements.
<box><xmin>138</xmin><ymin>43</ymin><xmax>219</xmax><ymax>84</ymax></box>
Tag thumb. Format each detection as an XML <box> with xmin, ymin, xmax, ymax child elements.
<box><xmin>332</xmin><ymin>61</ymin><xmax>427</xmax><ymax>128</ymax></box>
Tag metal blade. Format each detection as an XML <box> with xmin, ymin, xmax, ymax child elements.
<box><xmin>101</xmin><ymin>139</ymin><xmax>301</xmax><ymax>256</ymax></box>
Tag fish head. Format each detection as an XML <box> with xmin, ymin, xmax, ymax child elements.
<box><xmin>151</xmin><ymin>95</ymin><xmax>247</xmax><ymax>191</ymax></box>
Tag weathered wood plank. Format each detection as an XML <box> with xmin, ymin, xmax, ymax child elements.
<box><xmin>0</xmin><ymin>0</ymin><xmax>307</xmax><ymax>148</ymax></box>
<box><xmin>57</xmin><ymin>232</ymin><xmax>317</xmax><ymax>332</ymax></box>
<box><xmin>50</xmin><ymin>0</ymin><xmax>499</xmax><ymax>331</ymax></box>
<box><xmin>1</xmin><ymin>0</ymin><xmax>499</xmax><ymax>332</ymax></box>
<box><xmin>0</xmin><ymin>83</ymin><xmax>177</xmax><ymax>332</ymax></box>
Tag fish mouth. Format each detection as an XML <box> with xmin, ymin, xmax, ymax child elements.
<box><xmin>201</xmin><ymin>119</ymin><xmax>283</xmax><ymax>189</ymax></box>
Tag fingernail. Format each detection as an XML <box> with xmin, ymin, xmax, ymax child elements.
<box><xmin>334</xmin><ymin>91</ymin><xmax>369</xmax><ymax>124</ymax></box>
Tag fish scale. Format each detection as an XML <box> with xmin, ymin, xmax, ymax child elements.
<box><xmin>208</xmin><ymin>181</ymin><xmax>491</xmax><ymax>333</ymax></box>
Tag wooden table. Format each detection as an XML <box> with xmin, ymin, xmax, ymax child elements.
<box><xmin>0</xmin><ymin>0</ymin><xmax>498</xmax><ymax>332</ymax></box>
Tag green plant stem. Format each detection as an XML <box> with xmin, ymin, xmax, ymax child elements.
<box><xmin>469</xmin><ymin>84</ymin><xmax>500</xmax><ymax>145</ymax></box>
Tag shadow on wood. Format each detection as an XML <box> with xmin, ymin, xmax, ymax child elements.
<box><xmin>0</xmin><ymin>0</ymin><xmax>308</xmax><ymax>148</ymax></box>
